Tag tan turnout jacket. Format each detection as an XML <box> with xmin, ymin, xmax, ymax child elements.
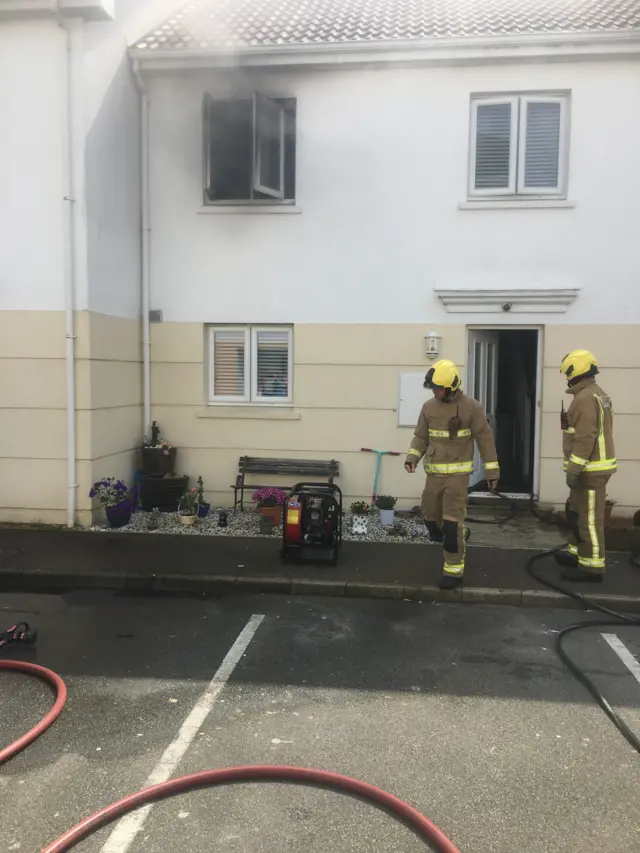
<box><xmin>563</xmin><ymin>378</ymin><xmax>616</xmax><ymax>482</ymax></box>
<box><xmin>406</xmin><ymin>390</ymin><xmax>499</xmax><ymax>478</ymax></box>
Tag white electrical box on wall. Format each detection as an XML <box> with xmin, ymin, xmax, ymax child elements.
<box><xmin>398</xmin><ymin>373</ymin><xmax>427</xmax><ymax>428</ymax></box>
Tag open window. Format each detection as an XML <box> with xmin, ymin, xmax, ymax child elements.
<box><xmin>204</xmin><ymin>93</ymin><xmax>296</xmax><ymax>204</ymax></box>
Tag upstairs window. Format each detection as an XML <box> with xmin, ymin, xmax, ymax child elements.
<box><xmin>203</xmin><ymin>94</ymin><xmax>296</xmax><ymax>203</ymax></box>
<box><xmin>469</xmin><ymin>94</ymin><xmax>569</xmax><ymax>199</ymax></box>
<box><xmin>209</xmin><ymin>326</ymin><xmax>292</xmax><ymax>404</ymax></box>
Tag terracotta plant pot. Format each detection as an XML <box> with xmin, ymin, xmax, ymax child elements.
<box><xmin>259</xmin><ymin>505</ymin><xmax>282</xmax><ymax>526</ymax></box>
<box><xmin>179</xmin><ymin>514</ymin><xmax>197</xmax><ymax>526</ymax></box>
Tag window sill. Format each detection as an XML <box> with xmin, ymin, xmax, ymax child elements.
<box><xmin>198</xmin><ymin>406</ymin><xmax>301</xmax><ymax>421</ymax></box>
<box><xmin>459</xmin><ymin>199</ymin><xmax>575</xmax><ymax>210</ymax></box>
<box><xmin>198</xmin><ymin>205</ymin><xmax>302</xmax><ymax>215</ymax></box>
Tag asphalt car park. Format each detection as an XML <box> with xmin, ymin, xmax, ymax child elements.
<box><xmin>2</xmin><ymin>591</ymin><xmax>640</xmax><ymax>853</ymax></box>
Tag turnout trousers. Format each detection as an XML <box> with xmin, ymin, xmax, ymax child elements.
<box><xmin>565</xmin><ymin>475</ymin><xmax>610</xmax><ymax>574</ymax></box>
<box><xmin>421</xmin><ymin>474</ymin><xmax>469</xmax><ymax>578</ymax></box>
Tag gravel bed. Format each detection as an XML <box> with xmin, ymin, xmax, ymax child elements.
<box><xmin>90</xmin><ymin>508</ymin><xmax>433</xmax><ymax>545</ymax></box>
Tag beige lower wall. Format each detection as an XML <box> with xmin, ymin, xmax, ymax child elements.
<box><xmin>3</xmin><ymin>316</ymin><xmax>637</xmax><ymax>526</ymax></box>
<box><xmin>0</xmin><ymin>310</ymin><xmax>142</xmax><ymax>526</ymax></box>
<box><xmin>151</xmin><ymin>322</ymin><xmax>640</xmax><ymax>515</ymax></box>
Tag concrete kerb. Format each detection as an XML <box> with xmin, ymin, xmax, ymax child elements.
<box><xmin>3</xmin><ymin>568</ymin><xmax>639</xmax><ymax>612</ymax></box>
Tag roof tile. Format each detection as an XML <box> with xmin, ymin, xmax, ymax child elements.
<box><xmin>133</xmin><ymin>0</ymin><xmax>640</xmax><ymax>52</ymax></box>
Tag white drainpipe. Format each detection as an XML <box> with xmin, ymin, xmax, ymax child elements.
<box><xmin>56</xmin><ymin>5</ymin><xmax>78</xmax><ymax>529</ymax></box>
<box><xmin>133</xmin><ymin>60</ymin><xmax>151</xmax><ymax>436</ymax></box>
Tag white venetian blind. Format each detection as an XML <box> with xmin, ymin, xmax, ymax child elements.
<box><xmin>475</xmin><ymin>101</ymin><xmax>513</xmax><ymax>190</ymax></box>
<box><xmin>212</xmin><ymin>330</ymin><xmax>246</xmax><ymax>397</ymax></box>
<box><xmin>523</xmin><ymin>100</ymin><xmax>561</xmax><ymax>189</ymax></box>
<box><xmin>255</xmin><ymin>329</ymin><xmax>290</xmax><ymax>399</ymax></box>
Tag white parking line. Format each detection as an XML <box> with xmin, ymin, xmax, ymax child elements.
<box><xmin>601</xmin><ymin>633</ymin><xmax>640</xmax><ymax>685</ymax></box>
<box><xmin>101</xmin><ymin>613</ymin><xmax>265</xmax><ymax>853</ymax></box>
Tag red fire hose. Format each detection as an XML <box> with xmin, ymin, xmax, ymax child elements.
<box><xmin>40</xmin><ymin>766</ymin><xmax>462</xmax><ymax>853</ymax></box>
<box><xmin>2</xmin><ymin>662</ymin><xmax>461</xmax><ymax>853</ymax></box>
<box><xmin>0</xmin><ymin>660</ymin><xmax>67</xmax><ymax>765</ymax></box>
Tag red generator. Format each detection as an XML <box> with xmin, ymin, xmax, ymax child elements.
<box><xmin>282</xmin><ymin>482</ymin><xmax>343</xmax><ymax>566</ymax></box>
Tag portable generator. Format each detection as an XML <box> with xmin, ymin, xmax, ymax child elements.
<box><xmin>282</xmin><ymin>482</ymin><xmax>343</xmax><ymax>566</ymax></box>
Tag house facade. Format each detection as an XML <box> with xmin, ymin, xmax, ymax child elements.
<box><xmin>2</xmin><ymin>0</ymin><xmax>640</xmax><ymax>524</ymax></box>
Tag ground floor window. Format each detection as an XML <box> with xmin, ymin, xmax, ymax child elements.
<box><xmin>208</xmin><ymin>325</ymin><xmax>292</xmax><ymax>404</ymax></box>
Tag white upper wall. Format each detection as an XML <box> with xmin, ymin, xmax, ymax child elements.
<box><xmin>147</xmin><ymin>60</ymin><xmax>640</xmax><ymax>325</ymax></box>
<box><xmin>0</xmin><ymin>20</ymin><xmax>66</xmax><ymax>311</ymax></box>
<box><xmin>0</xmin><ymin>1</ymin><xmax>149</xmax><ymax>317</ymax></box>
<box><xmin>83</xmin><ymin>0</ymin><xmax>143</xmax><ymax>320</ymax></box>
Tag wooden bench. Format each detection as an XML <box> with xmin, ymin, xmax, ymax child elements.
<box><xmin>232</xmin><ymin>456</ymin><xmax>340</xmax><ymax>511</ymax></box>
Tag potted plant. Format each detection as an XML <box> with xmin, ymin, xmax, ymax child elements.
<box><xmin>141</xmin><ymin>421</ymin><xmax>177</xmax><ymax>475</ymax></box>
<box><xmin>376</xmin><ymin>495</ymin><xmax>397</xmax><ymax>526</ymax></box>
<box><xmin>178</xmin><ymin>489</ymin><xmax>198</xmax><ymax>526</ymax></box>
<box><xmin>89</xmin><ymin>478</ymin><xmax>136</xmax><ymax>528</ymax></box>
<box><xmin>252</xmin><ymin>487</ymin><xmax>287</xmax><ymax>527</ymax></box>
<box><xmin>195</xmin><ymin>476</ymin><xmax>210</xmax><ymax>518</ymax></box>
<box><xmin>350</xmin><ymin>501</ymin><xmax>370</xmax><ymax>535</ymax></box>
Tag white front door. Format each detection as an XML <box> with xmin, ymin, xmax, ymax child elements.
<box><xmin>467</xmin><ymin>330</ymin><xmax>499</xmax><ymax>489</ymax></box>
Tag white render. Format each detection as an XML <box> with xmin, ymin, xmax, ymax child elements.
<box><xmin>146</xmin><ymin>60</ymin><xmax>640</xmax><ymax>326</ymax></box>
<box><xmin>0</xmin><ymin>19</ymin><xmax>67</xmax><ymax>311</ymax></box>
<box><xmin>0</xmin><ymin>0</ymin><xmax>153</xmax><ymax>318</ymax></box>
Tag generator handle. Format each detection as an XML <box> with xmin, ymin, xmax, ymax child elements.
<box><xmin>289</xmin><ymin>482</ymin><xmax>343</xmax><ymax>497</ymax></box>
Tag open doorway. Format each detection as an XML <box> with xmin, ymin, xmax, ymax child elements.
<box><xmin>467</xmin><ymin>328</ymin><xmax>540</xmax><ymax>496</ymax></box>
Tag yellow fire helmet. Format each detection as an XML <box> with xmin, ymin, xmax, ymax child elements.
<box><xmin>560</xmin><ymin>349</ymin><xmax>599</xmax><ymax>384</ymax></box>
<box><xmin>424</xmin><ymin>359</ymin><xmax>461</xmax><ymax>392</ymax></box>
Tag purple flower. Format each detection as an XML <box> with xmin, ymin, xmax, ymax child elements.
<box><xmin>252</xmin><ymin>487</ymin><xmax>288</xmax><ymax>507</ymax></box>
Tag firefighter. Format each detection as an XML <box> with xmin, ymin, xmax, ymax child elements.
<box><xmin>556</xmin><ymin>349</ymin><xmax>616</xmax><ymax>582</ymax></box>
<box><xmin>405</xmin><ymin>359</ymin><xmax>500</xmax><ymax>589</ymax></box>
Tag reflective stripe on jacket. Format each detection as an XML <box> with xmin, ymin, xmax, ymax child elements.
<box><xmin>406</xmin><ymin>391</ymin><xmax>499</xmax><ymax>477</ymax></box>
<box><xmin>562</xmin><ymin>378</ymin><xmax>616</xmax><ymax>479</ymax></box>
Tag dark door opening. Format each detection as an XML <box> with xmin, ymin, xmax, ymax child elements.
<box><xmin>493</xmin><ymin>329</ymin><xmax>538</xmax><ymax>493</ymax></box>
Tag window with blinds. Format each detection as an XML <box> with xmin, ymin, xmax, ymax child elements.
<box><xmin>469</xmin><ymin>94</ymin><xmax>568</xmax><ymax>199</ymax></box>
<box><xmin>209</xmin><ymin>326</ymin><xmax>292</xmax><ymax>404</ymax></box>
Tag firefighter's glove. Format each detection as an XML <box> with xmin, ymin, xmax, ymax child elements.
<box><xmin>404</xmin><ymin>458</ymin><xmax>417</xmax><ymax>474</ymax></box>
<box><xmin>486</xmin><ymin>476</ymin><xmax>499</xmax><ymax>492</ymax></box>
<box><xmin>566</xmin><ymin>471</ymin><xmax>582</xmax><ymax>490</ymax></box>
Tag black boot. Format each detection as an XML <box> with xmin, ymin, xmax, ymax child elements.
<box><xmin>438</xmin><ymin>575</ymin><xmax>463</xmax><ymax>590</ymax></box>
<box><xmin>554</xmin><ymin>550</ymin><xmax>578</xmax><ymax>569</ymax></box>
<box><xmin>561</xmin><ymin>566</ymin><xmax>603</xmax><ymax>583</ymax></box>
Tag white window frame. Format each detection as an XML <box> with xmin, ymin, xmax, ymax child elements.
<box><xmin>208</xmin><ymin>326</ymin><xmax>251</xmax><ymax>404</ymax></box>
<box><xmin>517</xmin><ymin>95</ymin><xmax>567</xmax><ymax>197</ymax></box>
<box><xmin>208</xmin><ymin>325</ymin><xmax>293</xmax><ymax>405</ymax></box>
<box><xmin>468</xmin><ymin>93</ymin><xmax>569</xmax><ymax>200</ymax></box>
<box><xmin>253</xmin><ymin>93</ymin><xmax>286</xmax><ymax>200</ymax></box>
<box><xmin>469</xmin><ymin>96</ymin><xmax>519</xmax><ymax>198</ymax></box>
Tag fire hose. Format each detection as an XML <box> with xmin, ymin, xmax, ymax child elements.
<box><xmin>1</xmin><ymin>624</ymin><xmax>461</xmax><ymax>853</ymax></box>
<box><xmin>0</xmin><ymin>659</ymin><xmax>67</xmax><ymax>766</ymax></box>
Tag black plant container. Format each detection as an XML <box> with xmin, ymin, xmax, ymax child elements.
<box><xmin>140</xmin><ymin>473</ymin><xmax>188</xmax><ymax>512</ymax></box>
<box><xmin>141</xmin><ymin>446</ymin><xmax>177</xmax><ymax>476</ymax></box>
